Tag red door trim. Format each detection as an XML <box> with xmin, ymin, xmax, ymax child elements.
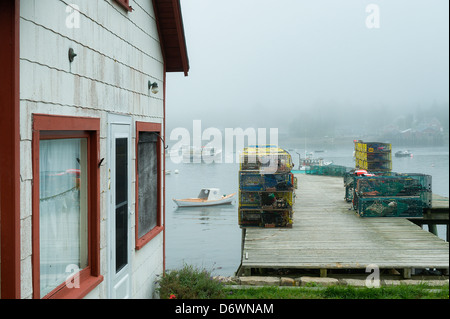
<box><xmin>163</xmin><ymin>66</ymin><xmax>167</xmax><ymax>273</ymax></box>
<box><xmin>0</xmin><ymin>0</ymin><xmax>20</xmax><ymax>299</ymax></box>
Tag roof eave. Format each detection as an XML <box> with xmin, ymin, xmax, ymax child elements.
<box><xmin>153</xmin><ymin>0</ymin><xmax>190</xmax><ymax>76</ymax></box>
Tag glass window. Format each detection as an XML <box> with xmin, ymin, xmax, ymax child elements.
<box><xmin>115</xmin><ymin>138</ymin><xmax>128</xmax><ymax>273</ymax></box>
<box><xmin>137</xmin><ymin>132</ymin><xmax>159</xmax><ymax>238</ymax></box>
<box><xmin>39</xmin><ymin>138</ymin><xmax>88</xmax><ymax>297</ymax></box>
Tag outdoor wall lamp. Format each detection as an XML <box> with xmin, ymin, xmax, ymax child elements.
<box><xmin>68</xmin><ymin>48</ymin><xmax>77</xmax><ymax>63</ymax></box>
<box><xmin>148</xmin><ymin>81</ymin><xmax>159</xmax><ymax>94</ymax></box>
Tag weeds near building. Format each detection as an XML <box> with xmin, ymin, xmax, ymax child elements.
<box><xmin>156</xmin><ymin>264</ymin><xmax>225</xmax><ymax>299</ymax></box>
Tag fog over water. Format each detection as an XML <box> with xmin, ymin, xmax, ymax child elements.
<box><xmin>166</xmin><ymin>0</ymin><xmax>449</xmax><ymax>145</ymax></box>
<box><xmin>163</xmin><ymin>1</ymin><xmax>449</xmax><ymax>276</ymax></box>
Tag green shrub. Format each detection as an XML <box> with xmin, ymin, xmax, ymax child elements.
<box><xmin>157</xmin><ymin>264</ymin><xmax>225</xmax><ymax>299</ymax></box>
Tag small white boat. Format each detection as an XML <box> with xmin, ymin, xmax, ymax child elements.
<box><xmin>173</xmin><ymin>188</ymin><xmax>236</xmax><ymax>207</ymax></box>
<box><xmin>395</xmin><ymin>150</ymin><xmax>413</xmax><ymax>158</ymax></box>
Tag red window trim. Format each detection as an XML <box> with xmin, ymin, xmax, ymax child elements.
<box><xmin>135</xmin><ymin>121</ymin><xmax>163</xmax><ymax>250</ymax></box>
<box><xmin>115</xmin><ymin>0</ymin><xmax>133</xmax><ymax>12</ymax></box>
<box><xmin>32</xmin><ymin>114</ymin><xmax>103</xmax><ymax>299</ymax></box>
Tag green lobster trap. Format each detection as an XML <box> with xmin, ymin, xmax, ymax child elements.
<box><xmin>344</xmin><ymin>171</ymin><xmax>400</xmax><ymax>200</ymax></box>
<box><xmin>239</xmin><ymin>191</ymin><xmax>294</xmax><ymax>209</ymax></box>
<box><xmin>355</xmin><ymin>193</ymin><xmax>432</xmax><ymax>218</ymax></box>
<box><xmin>239</xmin><ymin>191</ymin><xmax>261</xmax><ymax>208</ymax></box>
<box><xmin>307</xmin><ymin>164</ymin><xmax>351</xmax><ymax>177</ymax></box>
<box><xmin>238</xmin><ymin>209</ymin><xmax>293</xmax><ymax>228</ymax></box>
<box><xmin>345</xmin><ymin>172</ymin><xmax>432</xmax><ymax>217</ymax></box>
<box><xmin>355</xmin><ymin>174</ymin><xmax>432</xmax><ymax>197</ymax></box>
<box><xmin>239</xmin><ymin>171</ymin><xmax>294</xmax><ymax>191</ymax></box>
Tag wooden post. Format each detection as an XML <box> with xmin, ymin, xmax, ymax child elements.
<box><xmin>403</xmin><ymin>268</ymin><xmax>412</xmax><ymax>279</ymax></box>
<box><xmin>428</xmin><ymin>223</ymin><xmax>438</xmax><ymax>237</ymax></box>
<box><xmin>320</xmin><ymin>269</ymin><xmax>327</xmax><ymax>278</ymax></box>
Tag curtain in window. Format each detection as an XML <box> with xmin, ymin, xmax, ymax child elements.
<box><xmin>39</xmin><ymin>138</ymin><xmax>88</xmax><ymax>297</ymax></box>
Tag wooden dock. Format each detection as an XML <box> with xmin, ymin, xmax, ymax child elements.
<box><xmin>409</xmin><ymin>194</ymin><xmax>449</xmax><ymax>241</ymax></box>
<box><xmin>237</xmin><ymin>174</ymin><xmax>449</xmax><ymax>278</ymax></box>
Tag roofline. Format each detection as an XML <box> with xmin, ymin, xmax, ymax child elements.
<box><xmin>172</xmin><ymin>0</ymin><xmax>189</xmax><ymax>76</ymax></box>
<box><xmin>153</xmin><ymin>0</ymin><xmax>190</xmax><ymax>76</ymax></box>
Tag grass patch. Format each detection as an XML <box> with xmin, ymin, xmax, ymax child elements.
<box><xmin>156</xmin><ymin>264</ymin><xmax>448</xmax><ymax>299</ymax></box>
<box><xmin>224</xmin><ymin>284</ymin><xmax>449</xmax><ymax>299</ymax></box>
<box><xmin>224</xmin><ymin>286</ymin><xmax>320</xmax><ymax>299</ymax></box>
<box><xmin>321</xmin><ymin>284</ymin><xmax>449</xmax><ymax>299</ymax></box>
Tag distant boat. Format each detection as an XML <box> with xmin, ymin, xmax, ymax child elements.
<box><xmin>173</xmin><ymin>188</ymin><xmax>236</xmax><ymax>207</ymax></box>
<box><xmin>395</xmin><ymin>150</ymin><xmax>412</xmax><ymax>158</ymax></box>
<box><xmin>182</xmin><ymin>146</ymin><xmax>222</xmax><ymax>163</ymax></box>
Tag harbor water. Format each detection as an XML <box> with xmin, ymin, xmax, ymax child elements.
<box><xmin>164</xmin><ymin>146</ymin><xmax>449</xmax><ymax>276</ymax></box>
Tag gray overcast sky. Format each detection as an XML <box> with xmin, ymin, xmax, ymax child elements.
<box><xmin>166</xmin><ymin>0</ymin><xmax>449</xmax><ymax>131</ymax></box>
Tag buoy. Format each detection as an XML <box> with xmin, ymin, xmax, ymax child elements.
<box><xmin>355</xmin><ymin>169</ymin><xmax>368</xmax><ymax>176</ymax></box>
<box><xmin>174</xmin><ymin>169</ymin><xmax>179</xmax><ymax>174</ymax></box>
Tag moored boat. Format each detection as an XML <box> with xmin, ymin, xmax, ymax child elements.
<box><xmin>395</xmin><ymin>150</ymin><xmax>413</xmax><ymax>158</ymax></box>
<box><xmin>173</xmin><ymin>188</ymin><xmax>236</xmax><ymax>207</ymax></box>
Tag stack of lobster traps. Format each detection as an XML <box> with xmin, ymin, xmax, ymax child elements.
<box><xmin>238</xmin><ymin>145</ymin><xmax>295</xmax><ymax>228</ymax></box>
<box><xmin>345</xmin><ymin>170</ymin><xmax>432</xmax><ymax>218</ymax></box>
<box><xmin>354</xmin><ymin>140</ymin><xmax>392</xmax><ymax>172</ymax></box>
<box><xmin>307</xmin><ymin>164</ymin><xmax>351</xmax><ymax>177</ymax></box>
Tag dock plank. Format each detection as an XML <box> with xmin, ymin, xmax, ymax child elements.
<box><xmin>239</xmin><ymin>174</ymin><xmax>449</xmax><ymax>275</ymax></box>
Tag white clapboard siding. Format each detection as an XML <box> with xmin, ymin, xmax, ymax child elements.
<box><xmin>21</xmin><ymin>0</ymin><xmax>163</xmax><ymax>63</ymax></box>
<box><xmin>20</xmin><ymin>19</ymin><xmax>163</xmax><ymax>97</ymax></box>
<box><xmin>19</xmin><ymin>0</ymin><xmax>167</xmax><ymax>299</ymax></box>
<box><xmin>20</xmin><ymin>59</ymin><xmax>163</xmax><ymax>118</ymax></box>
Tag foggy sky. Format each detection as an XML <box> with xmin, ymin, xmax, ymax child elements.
<box><xmin>166</xmin><ymin>0</ymin><xmax>449</xmax><ymax>133</ymax></box>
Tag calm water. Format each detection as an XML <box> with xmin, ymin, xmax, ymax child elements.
<box><xmin>164</xmin><ymin>146</ymin><xmax>449</xmax><ymax>276</ymax></box>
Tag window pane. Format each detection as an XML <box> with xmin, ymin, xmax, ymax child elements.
<box><xmin>39</xmin><ymin>138</ymin><xmax>88</xmax><ymax>297</ymax></box>
<box><xmin>115</xmin><ymin>138</ymin><xmax>128</xmax><ymax>272</ymax></box>
<box><xmin>137</xmin><ymin>132</ymin><xmax>159</xmax><ymax>238</ymax></box>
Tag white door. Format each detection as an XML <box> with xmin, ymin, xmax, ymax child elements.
<box><xmin>108</xmin><ymin>116</ymin><xmax>132</xmax><ymax>299</ymax></box>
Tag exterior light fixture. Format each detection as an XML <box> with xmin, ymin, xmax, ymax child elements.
<box><xmin>68</xmin><ymin>48</ymin><xmax>77</xmax><ymax>63</ymax></box>
<box><xmin>148</xmin><ymin>81</ymin><xmax>159</xmax><ymax>94</ymax></box>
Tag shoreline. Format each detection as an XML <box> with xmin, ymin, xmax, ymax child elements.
<box><xmin>214</xmin><ymin>275</ymin><xmax>450</xmax><ymax>288</ymax></box>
